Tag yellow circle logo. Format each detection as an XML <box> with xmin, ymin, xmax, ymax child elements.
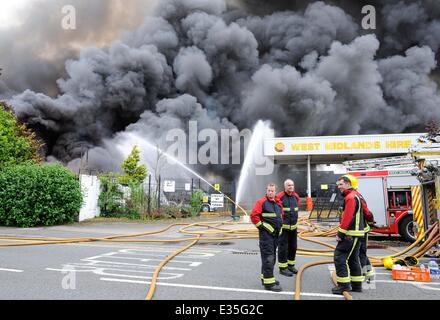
<box><xmin>275</xmin><ymin>142</ymin><xmax>285</xmax><ymax>152</ymax></box>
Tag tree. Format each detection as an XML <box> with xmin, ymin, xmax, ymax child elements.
<box><xmin>119</xmin><ymin>145</ymin><xmax>148</xmax><ymax>185</ymax></box>
<box><xmin>0</xmin><ymin>102</ymin><xmax>43</xmax><ymax>168</ymax></box>
<box><xmin>426</xmin><ymin>120</ymin><xmax>440</xmax><ymax>139</ymax></box>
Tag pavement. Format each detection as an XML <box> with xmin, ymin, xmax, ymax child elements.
<box><xmin>0</xmin><ymin>216</ymin><xmax>439</xmax><ymax>301</ymax></box>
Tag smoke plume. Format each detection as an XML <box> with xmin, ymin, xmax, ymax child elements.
<box><xmin>2</xmin><ymin>0</ymin><xmax>440</xmax><ymax>180</ymax></box>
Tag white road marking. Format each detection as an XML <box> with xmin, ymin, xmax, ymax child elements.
<box><xmin>45</xmin><ymin>245</ymin><xmax>214</xmax><ymax>283</ymax></box>
<box><xmin>375</xmin><ymin>280</ymin><xmax>440</xmax><ymax>286</ymax></box>
<box><xmin>99</xmin><ymin>277</ymin><xmax>345</xmax><ymax>299</ymax></box>
<box><xmin>0</xmin><ymin>268</ymin><xmax>23</xmax><ymax>273</ymax></box>
<box><xmin>96</xmin><ymin>252</ymin><xmax>203</xmax><ymax>266</ymax></box>
<box><xmin>373</xmin><ymin>273</ymin><xmax>391</xmax><ymax>275</ymax></box>
<box><xmin>46</xmin><ymin>266</ymin><xmax>184</xmax><ymax>280</ymax></box>
<box><xmin>64</xmin><ymin>242</ymin><xmax>223</xmax><ymax>253</ymax></box>
<box><xmin>79</xmin><ymin>258</ymin><xmax>192</xmax><ymax>271</ymax></box>
<box><xmin>119</xmin><ymin>248</ymin><xmax>216</xmax><ymax>259</ymax></box>
<box><xmin>414</xmin><ymin>283</ymin><xmax>440</xmax><ymax>291</ymax></box>
<box><xmin>68</xmin><ymin>261</ymin><xmax>191</xmax><ymax>271</ymax></box>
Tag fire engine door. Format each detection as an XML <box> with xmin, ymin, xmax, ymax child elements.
<box><xmin>356</xmin><ymin>176</ymin><xmax>387</xmax><ymax>226</ymax></box>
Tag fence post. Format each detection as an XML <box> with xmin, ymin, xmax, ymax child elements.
<box><xmin>191</xmin><ymin>178</ymin><xmax>194</xmax><ymax>196</ymax></box>
<box><xmin>231</xmin><ymin>180</ymin><xmax>238</xmax><ymax>220</ymax></box>
<box><xmin>148</xmin><ymin>174</ymin><xmax>151</xmax><ymax>216</ymax></box>
<box><xmin>158</xmin><ymin>175</ymin><xmax>161</xmax><ymax>209</ymax></box>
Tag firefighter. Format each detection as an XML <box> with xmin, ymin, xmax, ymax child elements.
<box><xmin>356</xmin><ymin>192</ymin><xmax>376</xmax><ymax>282</ymax></box>
<box><xmin>332</xmin><ymin>174</ymin><xmax>373</xmax><ymax>295</ymax></box>
<box><xmin>251</xmin><ymin>183</ymin><xmax>283</xmax><ymax>292</ymax></box>
<box><xmin>337</xmin><ymin>182</ymin><xmax>376</xmax><ymax>284</ymax></box>
<box><xmin>277</xmin><ymin>179</ymin><xmax>300</xmax><ymax>276</ymax></box>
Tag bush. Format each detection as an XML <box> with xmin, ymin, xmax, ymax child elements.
<box><xmin>0</xmin><ymin>102</ymin><xmax>43</xmax><ymax>167</ymax></box>
<box><xmin>189</xmin><ymin>190</ymin><xmax>203</xmax><ymax>217</ymax></box>
<box><xmin>163</xmin><ymin>205</ymin><xmax>183</xmax><ymax>219</ymax></box>
<box><xmin>0</xmin><ymin>164</ymin><xmax>82</xmax><ymax>227</ymax></box>
<box><xmin>126</xmin><ymin>182</ymin><xmax>148</xmax><ymax>218</ymax></box>
<box><xmin>98</xmin><ymin>174</ymin><xmax>144</xmax><ymax>219</ymax></box>
<box><xmin>98</xmin><ymin>173</ymin><xmax>125</xmax><ymax>217</ymax></box>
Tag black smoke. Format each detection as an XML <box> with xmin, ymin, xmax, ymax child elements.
<box><xmin>2</xmin><ymin>0</ymin><xmax>440</xmax><ymax>177</ymax></box>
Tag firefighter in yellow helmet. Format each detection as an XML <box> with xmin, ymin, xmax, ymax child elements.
<box><xmin>348</xmin><ymin>176</ymin><xmax>377</xmax><ymax>284</ymax></box>
<box><xmin>332</xmin><ymin>174</ymin><xmax>374</xmax><ymax>294</ymax></box>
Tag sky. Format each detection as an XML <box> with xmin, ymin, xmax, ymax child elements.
<box><xmin>0</xmin><ymin>0</ymin><xmax>36</xmax><ymax>29</ymax></box>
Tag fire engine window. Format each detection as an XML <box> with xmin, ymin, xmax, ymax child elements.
<box><xmin>388</xmin><ymin>193</ymin><xmax>395</xmax><ymax>207</ymax></box>
<box><xmin>393</xmin><ymin>191</ymin><xmax>408</xmax><ymax>208</ymax></box>
<box><xmin>388</xmin><ymin>191</ymin><xmax>408</xmax><ymax>209</ymax></box>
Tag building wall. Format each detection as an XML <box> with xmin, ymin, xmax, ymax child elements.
<box><xmin>79</xmin><ymin>175</ymin><xmax>101</xmax><ymax>221</ymax></box>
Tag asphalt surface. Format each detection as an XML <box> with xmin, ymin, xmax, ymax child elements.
<box><xmin>0</xmin><ymin>216</ymin><xmax>439</xmax><ymax>301</ymax></box>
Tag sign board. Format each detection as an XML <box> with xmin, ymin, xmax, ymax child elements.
<box><xmin>210</xmin><ymin>194</ymin><xmax>224</xmax><ymax>208</ymax></box>
<box><xmin>321</xmin><ymin>184</ymin><xmax>328</xmax><ymax>190</ymax></box>
<box><xmin>265</xmin><ymin>133</ymin><xmax>422</xmax><ymax>156</ymax></box>
<box><xmin>185</xmin><ymin>183</ymin><xmax>191</xmax><ymax>191</ymax></box>
<box><xmin>163</xmin><ymin>180</ymin><xmax>175</xmax><ymax>193</ymax></box>
<box><xmin>214</xmin><ymin>184</ymin><xmax>221</xmax><ymax>191</ymax></box>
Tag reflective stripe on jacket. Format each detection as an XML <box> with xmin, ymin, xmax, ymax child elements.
<box><xmin>277</xmin><ymin>191</ymin><xmax>300</xmax><ymax>230</ymax></box>
<box><xmin>338</xmin><ymin>189</ymin><xmax>368</xmax><ymax>237</ymax></box>
<box><xmin>251</xmin><ymin>196</ymin><xmax>283</xmax><ymax>233</ymax></box>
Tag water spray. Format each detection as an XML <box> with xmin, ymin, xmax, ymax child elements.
<box><xmin>123</xmin><ymin>133</ymin><xmax>249</xmax><ymax>217</ymax></box>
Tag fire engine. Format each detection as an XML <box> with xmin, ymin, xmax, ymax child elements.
<box><xmin>343</xmin><ymin>156</ymin><xmax>420</xmax><ymax>242</ymax></box>
<box><xmin>408</xmin><ymin>134</ymin><xmax>440</xmax><ymax>236</ymax></box>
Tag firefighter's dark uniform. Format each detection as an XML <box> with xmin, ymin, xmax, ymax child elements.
<box><xmin>251</xmin><ymin>195</ymin><xmax>283</xmax><ymax>289</ymax></box>
<box><xmin>277</xmin><ymin>191</ymin><xmax>300</xmax><ymax>274</ymax></box>
<box><xmin>356</xmin><ymin>191</ymin><xmax>375</xmax><ymax>281</ymax></box>
<box><xmin>333</xmin><ymin>188</ymin><xmax>373</xmax><ymax>294</ymax></box>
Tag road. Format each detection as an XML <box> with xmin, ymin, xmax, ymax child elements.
<box><xmin>0</xmin><ymin>217</ymin><xmax>439</xmax><ymax>301</ymax></box>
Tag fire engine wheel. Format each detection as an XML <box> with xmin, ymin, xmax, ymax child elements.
<box><xmin>201</xmin><ymin>205</ymin><xmax>210</xmax><ymax>213</ymax></box>
<box><xmin>399</xmin><ymin>216</ymin><xmax>417</xmax><ymax>243</ymax></box>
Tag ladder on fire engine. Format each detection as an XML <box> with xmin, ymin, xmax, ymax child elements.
<box><xmin>409</xmin><ymin>143</ymin><xmax>440</xmax><ymax>159</ymax></box>
<box><xmin>409</xmin><ymin>142</ymin><xmax>440</xmax><ymax>182</ymax></box>
<box><xmin>343</xmin><ymin>156</ymin><xmax>415</xmax><ymax>171</ymax></box>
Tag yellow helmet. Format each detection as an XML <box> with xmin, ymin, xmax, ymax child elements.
<box><xmin>383</xmin><ymin>257</ymin><xmax>394</xmax><ymax>270</ymax></box>
<box><xmin>341</xmin><ymin>174</ymin><xmax>358</xmax><ymax>189</ymax></box>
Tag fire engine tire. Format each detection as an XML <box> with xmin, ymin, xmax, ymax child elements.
<box><xmin>399</xmin><ymin>216</ymin><xmax>416</xmax><ymax>243</ymax></box>
<box><xmin>201</xmin><ymin>205</ymin><xmax>210</xmax><ymax>213</ymax></box>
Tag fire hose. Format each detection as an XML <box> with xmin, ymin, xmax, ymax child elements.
<box><xmin>0</xmin><ymin>218</ymin><xmax>438</xmax><ymax>300</ymax></box>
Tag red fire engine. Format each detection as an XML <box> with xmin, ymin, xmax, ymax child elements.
<box><xmin>344</xmin><ymin>156</ymin><xmax>420</xmax><ymax>242</ymax></box>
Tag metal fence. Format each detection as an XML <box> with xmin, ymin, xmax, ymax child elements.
<box><xmin>153</xmin><ymin>176</ymin><xmax>236</xmax><ymax>213</ymax></box>
<box><xmin>308</xmin><ymin>184</ymin><xmax>343</xmax><ymax>222</ymax></box>
<box><xmin>94</xmin><ymin>172</ymin><xmax>237</xmax><ymax>217</ymax></box>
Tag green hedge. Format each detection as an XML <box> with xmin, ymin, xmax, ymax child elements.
<box><xmin>0</xmin><ymin>164</ymin><xmax>83</xmax><ymax>227</ymax></box>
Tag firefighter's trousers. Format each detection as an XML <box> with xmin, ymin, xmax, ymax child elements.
<box><xmin>278</xmin><ymin>229</ymin><xmax>297</xmax><ymax>269</ymax></box>
<box><xmin>359</xmin><ymin>234</ymin><xmax>374</xmax><ymax>278</ymax></box>
<box><xmin>334</xmin><ymin>236</ymin><xmax>364</xmax><ymax>284</ymax></box>
<box><xmin>259</xmin><ymin>227</ymin><xmax>279</xmax><ymax>285</ymax></box>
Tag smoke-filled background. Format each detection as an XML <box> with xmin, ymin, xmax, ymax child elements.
<box><xmin>1</xmin><ymin>0</ymin><xmax>440</xmax><ymax>190</ymax></box>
